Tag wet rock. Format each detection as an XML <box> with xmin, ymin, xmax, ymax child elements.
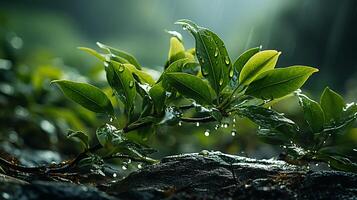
<box><xmin>1</xmin><ymin>151</ymin><xmax>356</xmax><ymax>199</ymax></box>
<box><xmin>0</xmin><ymin>180</ymin><xmax>118</xmax><ymax>200</ymax></box>
<box><xmin>109</xmin><ymin>151</ymin><xmax>357</xmax><ymax>200</ymax></box>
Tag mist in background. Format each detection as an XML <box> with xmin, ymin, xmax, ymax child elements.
<box><xmin>1</xmin><ymin>0</ymin><xmax>356</xmax><ymax>97</ymax></box>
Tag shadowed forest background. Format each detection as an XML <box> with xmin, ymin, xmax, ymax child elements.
<box><xmin>0</xmin><ymin>0</ymin><xmax>356</xmax><ymax>165</ymax></box>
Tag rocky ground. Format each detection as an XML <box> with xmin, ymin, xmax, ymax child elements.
<box><xmin>1</xmin><ymin>151</ymin><xmax>356</xmax><ymax>200</ymax></box>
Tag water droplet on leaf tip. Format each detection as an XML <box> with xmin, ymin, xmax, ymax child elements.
<box><xmin>196</xmin><ymin>122</ymin><xmax>200</xmax><ymax>127</ymax></box>
<box><xmin>113</xmin><ymin>173</ymin><xmax>117</xmax><ymax>178</ymax></box>
<box><xmin>219</xmin><ymin>79</ymin><xmax>224</xmax><ymax>86</ymax></box>
<box><xmin>122</xmin><ymin>166</ymin><xmax>127</xmax><ymax>170</ymax></box>
<box><xmin>178</xmin><ymin>121</ymin><xmax>182</xmax><ymax>126</ymax></box>
<box><xmin>137</xmin><ymin>164</ymin><xmax>142</xmax><ymax>169</ymax></box>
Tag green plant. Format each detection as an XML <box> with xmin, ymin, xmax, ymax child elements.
<box><xmin>51</xmin><ymin>19</ymin><xmax>356</xmax><ymax>172</ymax></box>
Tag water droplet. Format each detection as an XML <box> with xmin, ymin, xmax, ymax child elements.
<box><xmin>315</xmin><ymin>163</ymin><xmax>319</xmax><ymax>167</ymax></box>
<box><xmin>202</xmin><ymin>68</ymin><xmax>209</xmax><ymax>76</ymax></box>
<box><xmin>110</xmin><ymin>117</ymin><xmax>114</xmax><ymax>122</ymax></box>
<box><xmin>2</xmin><ymin>192</ymin><xmax>10</xmax><ymax>199</ymax></box>
<box><xmin>204</xmin><ymin>129</ymin><xmax>210</xmax><ymax>136</ymax></box>
<box><xmin>233</xmin><ymin>118</ymin><xmax>236</xmax><ymax>123</ymax></box>
<box><xmin>232</xmin><ymin>124</ymin><xmax>236</xmax><ymax>128</ymax></box>
<box><xmin>223</xmin><ymin>123</ymin><xmax>229</xmax><ymax>128</ymax></box>
<box><xmin>231</xmin><ymin>129</ymin><xmax>236</xmax><ymax>136</ymax></box>
<box><xmin>127</xmin><ymin>159</ymin><xmax>131</xmax><ymax>164</ymax></box>
<box><xmin>225</xmin><ymin>56</ymin><xmax>230</xmax><ymax>65</ymax></box>
<box><xmin>196</xmin><ymin>122</ymin><xmax>200</xmax><ymax>127</ymax></box>
<box><xmin>178</xmin><ymin>121</ymin><xmax>182</xmax><ymax>126</ymax></box>
<box><xmin>219</xmin><ymin>78</ymin><xmax>224</xmax><ymax>86</ymax></box>
<box><xmin>137</xmin><ymin>164</ymin><xmax>142</xmax><ymax>169</ymax></box>
<box><xmin>122</xmin><ymin>165</ymin><xmax>127</xmax><ymax>170</ymax></box>
<box><xmin>113</xmin><ymin>173</ymin><xmax>117</xmax><ymax>178</ymax></box>
<box><xmin>229</xmin><ymin>69</ymin><xmax>234</xmax><ymax>78</ymax></box>
<box><xmin>214</xmin><ymin>124</ymin><xmax>219</xmax><ymax>130</ymax></box>
<box><xmin>214</xmin><ymin>48</ymin><xmax>219</xmax><ymax>57</ymax></box>
<box><xmin>118</xmin><ymin>65</ymin><xmax>125</xmax><ymax>72</ymax></box>
<box><xmin>129</xmin><ymin>81</ymin><xmax>134</xmax><ymax>88</ymax></box>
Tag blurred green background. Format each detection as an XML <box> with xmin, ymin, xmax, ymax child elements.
<box><xmin>0</xmin><ymin>0</ymin><xmax>356</xmax><ymax>165</ymax></box>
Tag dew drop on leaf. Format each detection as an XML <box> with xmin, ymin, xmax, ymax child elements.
<box><xmin>118</xmin><ymin>65</ymin><xmax>125</xmax><ymax>72</ymax></box>
<box><xmin>225</xmin><ymin>56</ymin><xmax>230</xmax><ymax>65</ymax></box>
<box><xmin>219</xmin><ymin>78</ymin><xmax>224</xmax><ymax>86</ymax></box>
<box><xmin>202</xmin><ymin>68</ymin><xmax>209</xmax><ymax>76</ymax></box>
<box><xmin>129</xmin><ymin>81</ymin><xmax>134</xmax><ymax>88</ymax></box>
<box><xmin>196</xmin><ymin>122</ymin><xmax>200</xmax><ymax>127</ymax></box>
<box><xmin>229</xmin><ymin>69</ymin><xmax>234</xmax><ymax>78</ymax></box>
<box><xmin>214</xmin><ymin>48</ymin><xmax>218</xmax><ymax>57</ymax></box>
<box><xmin>178</xmin><ymin>121</ymin><xmax>182</xmax><ymax>126</ymax></box>
<box><xmin>137</xmin><ymin>164</ymin><xmax>142</xmax><ymax>169</ymax></box>
<box><xmin>122</xmin><ymin>165</ymin><xmax>127</xmax><ymax>170</ymax></box>
<box><xmin>113</xmin><ymin>173</ymin><xmax>117</xmax><ymax>178</ymax></box>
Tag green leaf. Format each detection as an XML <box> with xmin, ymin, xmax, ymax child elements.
<box><xmin>149</xmin><ymin>82</ymin><xmax>166</xmax><ymax>114</ymax></box>
<box><xmin>233</xmin><ymin>46</ymin><xmax>261</xmax><ymax>77</ymax></box>
<box><xmin>97</xmin><ymin>42</ymin><xmax>141</xmax><ymax>70</ymax></box>
<box><xmin>320</xmin><ymin>87</ymin><xmax>345</xmax><ymax>124</ymax></box>
<box><xmin>245</xmin><ymin>66</ymin><xmax>318</xmax><ymax>99</ymax></box>
<box><xmin>96</xmin><ymin>124</ymin><xmax>123</xmax><ymax>148</ymax></box>
<box><xmin>239</xmin><ymin>50</ymin><xmax>281</xmax><ymax>85</ymax></box>
<box><xmin>67</xmin><ymin>130</ymin><xmax>89</xmax><ymax>149</ymax></box>
<box><xmin>78</xmin><ymin>47</ymin><xmax>105</xmax><ymax>61</ymax></box>
<box><xmin>239</xmin><ymin>106</ymin><xmax>299</xmax><ymax>136</ymax></box>
<box><xmin>168</xmin><ymin>36</ymin><xmax>186</xmax><ymax>64</ymax></box>
<box><xmin>52</xmin><ymin>80</ymin><xmax>114</xmax><ymax>115</ymax></box>
<box><xmin>165</xmin><ymin>72</ymin><xmax>213</xmax><ymax>105</ymax></box>
<box><xmin>106</xmin><ymin>61</ymin><xmax>136</xmax><ymax>112</ymax></box>
<box><xmin>318</xmin><ymin>154</ymin><xmax>357</xmax><ymax>173</ymax></box>
<box><xmin>160</xmin><ymin>58</ymin><xmax>197</xmax><ymax>89</ymax></box>
<box><xmin>125</xmin><ymin>64</ymin><xmax>155</xmax><ymax>85</ymax></box>
<box><xmin>298</xmin><ymin>93</ymin><xmax>325</xmax><ymax>132</ymax></box>
<box><xmin>176</xmin><ymin>19</ymin><xmax>231</xmax><ymax>95</ymax></box>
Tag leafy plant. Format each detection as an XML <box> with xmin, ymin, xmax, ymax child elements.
<box><xmin>51</xmin><ymin>19</ymin><xmax>356</xmax><ymax>172</ymax></box>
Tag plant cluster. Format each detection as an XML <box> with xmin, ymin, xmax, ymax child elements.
<box><xmin>52</xmin><ymin>20</ymin><xmax>356</xmax><ymax>172</ymax></box>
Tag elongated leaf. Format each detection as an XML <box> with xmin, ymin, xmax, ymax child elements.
<box><xmin>245</xmin><ymin>66</ymin><xmax>318</xmax><ymax>99</ymax></box>
<box><xmin>106</xmin><ymin>61</ymin><xmax>136</xmax><ymax>111</ymax></box>
<box><xmin>298</xmin><ymin>93</ymin><xmax>325</xmax><ymax>132</ymax></box>
<box><xmin>239</xmin><ymin>106</ymin><xmax>299</xmax><ymax>136</ymax></box>
<box><xmin>97</xmin><ymin>42</ymin><xmax>141</xmax><ymax>69</ymax></box>
<box><xmin>320</xmin><ymin>87</ymin><xmax>345</xmax><ymax>124</ymax></box>
<box><xmin>176</xmin><ymin>19</ymin><xmax>231</xmax><ymax>95</ymax></box>
<box><xmin>125</xmin><ymin>64</ymin><xmax>155</xmax><ymax>85</ymax></box>
<box><xmin>149</xmin><ymin>82</ymin><xmax>166</xmax><ymax>114</ymax></box>
<box><xmin>78</xmin><ymin>47</ymin><xmax>105</xmax><ymax>61</ymax></box>
<box><xmin>165</xmin><ymin>72</ymin><xmax>213</xmax><ymax>105</ymax></box>
<box><xmin>52</xmin><ymin>80</ymin><xmax>114</xmax><ymax>115</ymax></box>
<box><xmin>168</xmin><ymin>37</ymin><xmax>186</xmax><ymax>65</ymax></box>
<box><xmin>239</xmin><ymin>50</ymin><xmax>281</xmax><ymax>85</ymax></box>
<box><xmin>96</xmin><ymin>124</ymin><xmax>123</xmax><ymax>148</ymax></box>
<box><xmin>67</xmin><ymin>130</ymin><xmax>89</xmax><ymax>149</ymax></box>
<box><xmin>234</xmin><ymin>46</ymin><xmax>261</xmax><ymax>77</ymax></box>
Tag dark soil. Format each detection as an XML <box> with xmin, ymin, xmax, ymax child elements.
<box><xmin>1</xmin><ymin>151</ymin><xmax>356</xmax><ymax>200</ymax></box>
